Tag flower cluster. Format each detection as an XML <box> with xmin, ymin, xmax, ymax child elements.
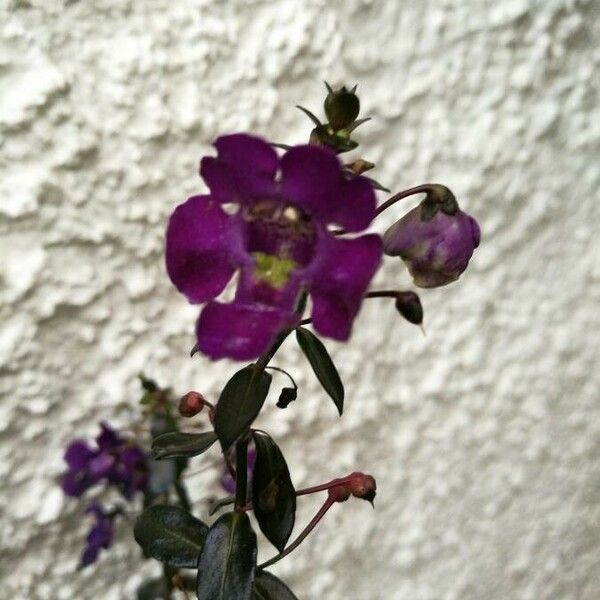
<box><xmin>62</xmin><ymin>422</ymin><xmax>148</xmax><ymax>499</ymax></box>
<box><xmin>166</xmin><ymin>134</ymin><xmax>382</xmax><ymax>361</ymax></box>
<box><xmin>61</xmin><ymin>423</ymin><xmax>148</xmax><ymax>567</ymax></box>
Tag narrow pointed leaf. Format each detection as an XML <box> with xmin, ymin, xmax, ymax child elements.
<box><xmin>134</xmin><ymin>505</ymin><xmax>208</xmax><ymax>568</ymax></box>
<box><xmin>151</xmin><ymin>431</ymin><xmax>218</xmax><ymax>460</ymax></box>
<box><xmin>251</xmin><ymin>431</ymin><xmax>296</xmax><ymax>552</ymax></box>
<box><xmin>295</xmin><ymin>105</ymin><xmax>322</xmax><ymax>126</ymax></box>
<box><xmin>196</xmin><ymin>511</ymin><xmax>257</xmax><ymax>600</ymax></box>
<box><xmin>295</xmin><ymin>327</ymin><xmax>344</xmax><ymax>414</ymax></box>
<box><xmin>214</xmin><ymin>366</ymin><xmax>272</xmax><ymax>450</ymax></box>
<box><xmin>252</xmin><ymin>572</ymin><xmax>299</xmax><ymax>600</ymax></box>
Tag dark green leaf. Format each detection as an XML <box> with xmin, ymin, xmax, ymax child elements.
<box><xmin>252</xmin><ymin>572</ymin><xmax>299</xmax><ymax>600</ymax></box>
<box><xmin>134</xmin><ymin>505</ymin><xmax>208</xmax><ymax>568</ymax></box>
<box><xmin>252</xmin><ymin>431</ymin><xmax>296</xmax><ymax>552</ymax></box>
<box><xmin>151</xmin><ymin>431</ymin><xmax>218</xmax><ymax>460</ymax></box>
<box><xmin>214</xmin><ymin>366</ymin><xmax>272</xmax><ymax>450</ymax></box>
<box><xmin>196</xmin><ymin>511</ymin><xmax>257</xmax><ymax>600</ymax></box>
<box><xmin>295</xmin><ymin>327</ymin><xmax>344</xmax><ymax>415</ymax></box>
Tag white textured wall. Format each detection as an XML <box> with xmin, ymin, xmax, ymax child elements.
<box><xmin>1</xmin><ymin>0</ymin><xmax>600</xmax><ymax>598</ymax></box>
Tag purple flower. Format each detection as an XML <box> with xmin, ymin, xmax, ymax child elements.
<box><xmin>80</xmin><ymin>503</ymin><xmax>114</xmax><ymax>567</ymax></box>
<box><xmin>166</xmin><ymin>134</ymin><xmax>382</xmax><ymax>360</ymax></box>
<box><xmin>383</xmin><ymin>204</ymin><xmax>480</xmax><ymax>288</ymax></box>
<box><xmin>220</xmin><ymin>448</ymin><xmax>256</xmax><ymax>495</ymax></box>
<box><xmin>61</xmin><ymin>423</ymin><xmax>148</xmax><ymax>500</ymax></box>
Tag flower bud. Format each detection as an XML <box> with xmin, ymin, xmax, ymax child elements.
<box><xmin>324</xmin><ymin>84</ymin><xmax>360</xmax><ymax>131</ymax></box>
<box><xmin>347</xmin><ymin>472</ymin><xmax>377</xmax><ymax>505</ymax></box>
<box><xmin>328</xmin><ymin>482</ymin><xmax>352</xmax><ymax>503</ymax></box>
<box><xmin>276</xmin><ymin>387</ymin><xmax>297</xmax><ymax>409</ymax></box>
<box><xmin>383</xmin><ymin>194</ymin><xmax>480</xmax><ymax>288</ymax></box>
<box><xmin>178</xmin><ymin>391</ymin><xmax>205</xmax><ymax>417</ymax></box>
<box><xmin>395</xmin><ymin>291</ymin><xmax>423</xmax><ymax>325</ymax></box>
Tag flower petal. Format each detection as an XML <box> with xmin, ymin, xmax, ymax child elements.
<box><xmin>200</xmin><ymin>134</ymin><xmax>278</xmax><ymax>202</ymax></box>
<box><xmin>309</xmin><ymin>234</ymin><xmax>382</xmax><ymax>340</ymax></box>
<box><xmin>280</xmin><ymin>145</ymin><xmax>376</xmax><ymax>231</ymax></box>
<box><xmin>96</xmin><ymin>422</ymin><xmax>120</xmax><ymax>451</ymax></box>
<box><xmin>196</xmin><ymin>301</ymin><xmax>298</xmax><ymax>360</ymax></box>
<box><xmin>166</xmin><ymin>195</ymin><xmax>239</xmax><ymax>304</ymax></box>
<box><xmin>64</xmin><ymin>440</ymin><xmax>95</xmax><ymax>471</ymax></box>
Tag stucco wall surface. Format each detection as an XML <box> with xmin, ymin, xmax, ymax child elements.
<box><xmin>1</xmin><ymin>0</ymin><xmax>600</xmax><ymax>598</ymax></box>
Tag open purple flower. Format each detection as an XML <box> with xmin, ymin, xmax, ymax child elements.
<box><xmin>383</xmin><ymin>203</ymin><xmax>480</xmax><ymax>288</ymax></box>
<box><xmin>166</xmin><ymin>134</ymin><xmax>382</xmax><ymax>360</ymax></box>
<box><xmin>80</xmin><ymin>503</ymin><xmax>114</xmax><ymax>567</ymax></box>
<box><xmin>61</xmin><ymin>423</ymin><xmax>148</xmax><ymax>500</ymax></box>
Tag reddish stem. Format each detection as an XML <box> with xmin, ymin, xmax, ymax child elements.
<box><xmin>295</xmin><ymin>475</ymin><xmax>355</xmax><ymax>497</ymax></box>
<box><xmin>258</xmin><ymin>496</ymin><xmax>336</xmax><ymax>569</ymax></box>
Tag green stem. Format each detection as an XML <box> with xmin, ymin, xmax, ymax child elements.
<box><xmin>162</xmin><ymin>564</ymin><xmax>175</xmax><ymax>599</ymax></box>
<box><xmin>174</xmin><ymin>479</ymin><xmax>191</xmax><ymax>512</ymax></box>
<box><xmin>235</xmin><ymin>437</ymin><xmax>249</xmax><ymax>509</ymax></box>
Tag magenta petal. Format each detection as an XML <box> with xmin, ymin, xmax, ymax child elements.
<box><xmin>332</xmin><ymin>175</ymin><xmax>377</xmax><ymax>232</ymax></box>
<box><xmin>280</xmin><ymin>145</ymin><xmax>376</xmax><ymax>231</ymax></box>
<box><xmin>166</xmin><ymin>195</ymin><xmax>238</xmax><ymax>304</ymax></box>
<box><xmin>310</xmin><ymin>234</ymin><xmax>382</xmax><ymax>340</ymax></box>
<box><xmin>280</xmin><ymin>144</ymin><xmax>341</xmax><ymax>221</ymax></box>
<box><xmin>200</xmin><ymin>134</ymin><xmax>278</xmax><ymax>202</ymax></box>
<box><xmin>196</xmin><ymin>301</ymin><xmax>298</xmax><ymax>360</ymax></box>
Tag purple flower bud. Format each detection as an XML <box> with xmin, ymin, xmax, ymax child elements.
<box><xmin>383</xmin><ymin>201</ymin><xmax>480</xmax><ymax>288</ymax></box>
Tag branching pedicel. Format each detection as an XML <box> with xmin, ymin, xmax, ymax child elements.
<box><xmin>61</xmin><ymin>84</ymin><xmax>480</xmax><ymax>599</ymax></box>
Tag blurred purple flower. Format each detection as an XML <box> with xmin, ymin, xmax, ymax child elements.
<box><xmin>383</xmin><ymin>205</ymin><xmax>480</xmax><ymax>288</ymax></box>
<box><xmin>166</xmin><ymin>134</ymin><xmax>382</xmax><ymax>360</ymax></box>
<box><xmin>220</xmin><ymin>448</ymin><xmax>256</xmax><ymax>495</ymax></box>
<box><xmin>80</xmin><ymin>503</ymin><xmax>114</xmax><ymax>567</ymax></box>
<box><xmin>61</xmin><ymin>423</ymin><xmax>148</xmax><ymax>500</ymax></box>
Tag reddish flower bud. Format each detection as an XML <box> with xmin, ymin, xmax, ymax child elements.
<box><xmin>328</xmin><ymin>482</ymin><xmax>351</xmax><ymax>503</ymax></box>
<box><xmin>383</xmin><ymin>189</ymin><xmax>480</xmax><ymax>288</ymax></box>
<box><xmin>178</xmin><ymin>391</ymin><xmax>205</xmax><ymax>417</ymax></box>
<box><xmin>347</xmin><ymin>472</ymin><xmax>377</xmax><ymax>504</ymax></box>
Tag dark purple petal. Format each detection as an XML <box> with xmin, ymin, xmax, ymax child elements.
<box><xmin>196</xmin><ymin>301</ymin><xmax>298</xmax><ymax>360</ymax></box>
<box><xmin>61</xmin><ymin>471</ymin><xmax>93</xmax><ymax>497</ymax></box>
<box><xmin>64</xmin><ymin>440</ymin><xmax>95</xmax><ymax>471</ymax></box>
<box><xmin>309</xmin><ymin>234</ymin><xmax>383</xmax><ymax>340</ymax></box>
<box><xmin>280</xmin><ymin>145</ymin><xmax>376</xmax><ymax>231</ymax></box>
<box><xmin>280</xmin><ymin>145</ymin><xmax>341</xmax><ymax>217</ymax></box>
<box><xmin>165</xmin><ymin>195</ymin><xmax>240</xmax><ymax>304</ymax></box>
<box><xmin>80</xmin><ymin>504</ymin><xmax>114</xmax><ymax>567</ymax></box>
<box><xmin>80</xmin><ymin>545</ymin><xmax>99</xmax><ymax>567</ymax></box>
<box><xmin>88</xmin><ymin>453</ymin><xmax>116</xmax><ymax>479</ymax></box>
<box><xmin>332</xmin><ymin>175</ymin><xmax>377</xmax><ymax>232</ymax></box>
<box><xmin>96</xmin><ymin>422</ymin><xmax>121</xmax><ymax>451</ymax></box>
<box><xmin>200</xmin><ymin>134</ymin><xmax>278</xmax><ymax>203</ymax></box>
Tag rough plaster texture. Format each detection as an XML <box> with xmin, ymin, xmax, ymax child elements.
<box><xmin>1</xmin><ymin>0</ymin><xmax>600</xmax><ymax>598</ymax></box>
